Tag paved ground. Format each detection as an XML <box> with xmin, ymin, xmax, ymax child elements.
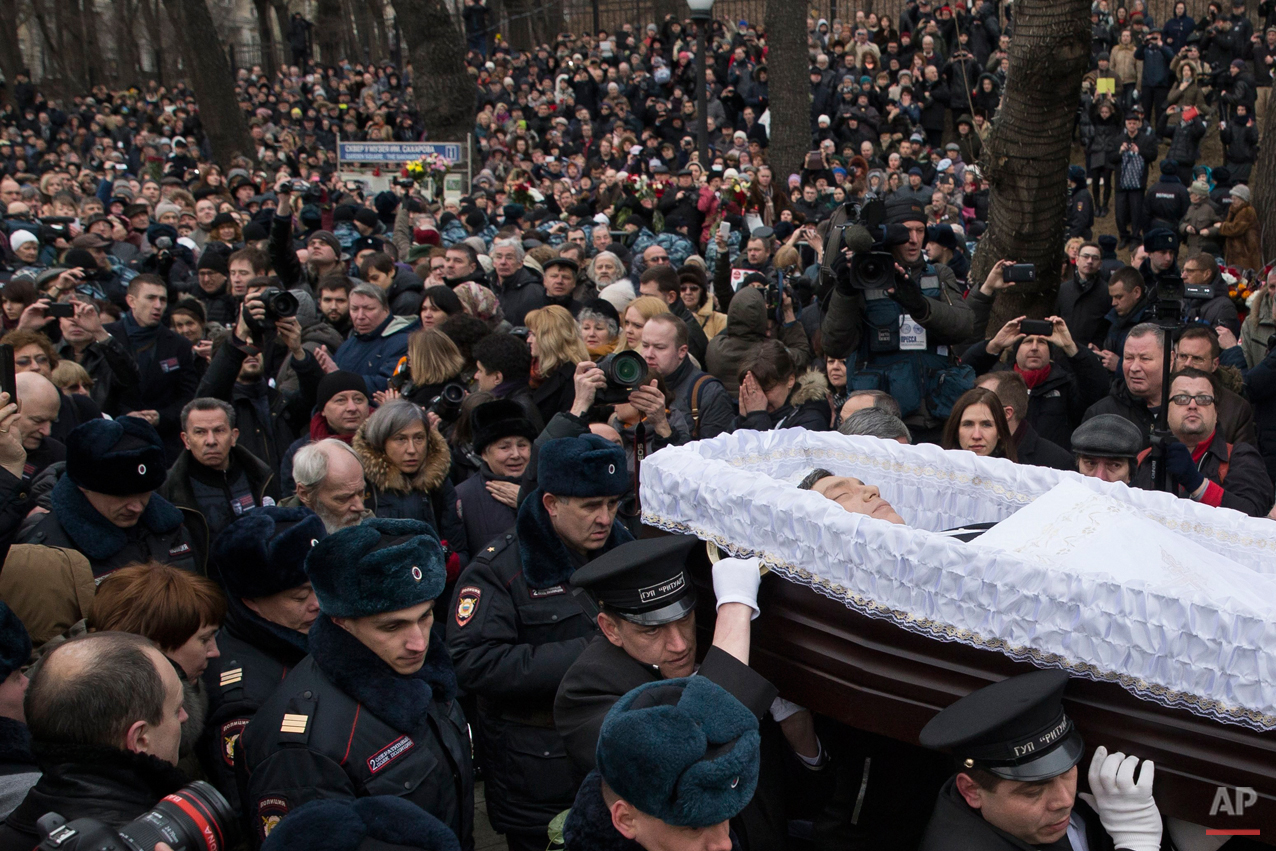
<box><xmin>474</xmin><ymin>782</ymin><xmax>507</xmax><ymax>850</ymax></box>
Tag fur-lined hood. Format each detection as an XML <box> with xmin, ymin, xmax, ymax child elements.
<box><xmin>791</xmin><ymin>369</ymin><xmax>830</xmax><ymax>406</ymax></box>
<box><xmin>353</xmin><ymin>424</ymin><xmax>451</xmax><ymax>495</ymax></box>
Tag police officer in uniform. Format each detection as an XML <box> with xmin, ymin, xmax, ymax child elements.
<box><xmin>820</xmin><ymin>197</ymin><xmax>976</xmax><ymax>441</ymax></box>
<box><xmin>557</xmin><ymin>536</ymin><xmax>824</xmax><ymax>851</ymax></box>
<box><xmin>19</xmin><ymin>416</ymin><xmax>197</xmax><ymax>577</ymax></box>
<box><xmin>918</xmin><ymin>669</ymin><xmax>1163</xmax><ymax>851</ymax></box>
<box><xmin>554</xmin><ymin>536</ymin><xmax>778</xmax><ymax>773</ymax></box>
<box><xmin>202</xmin><ymin>506</ymin><xmax>326</xmax><ymax>812</ymax></box>
<box><xmin>239</xmin><ymin>518</ymin><xmax>473</xmax><ymax>849</ymax></box>
<box><xmin>562</xmin><ymin>676</ymin><xmax>764</xmax><ymax>851</ymax></box>
<box><xmin>447</xmin><ymin>434</ymin><xmax>633</xmax><ymax>851</ymax></box>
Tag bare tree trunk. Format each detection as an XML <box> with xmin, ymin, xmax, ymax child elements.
<box><xmin>252</xmin><ymin>0</ymin><xmax>278</xmax><ymax>77</ymax></box>
<box><xmin>351</xmin><ymin>0</ymin><xmax>375</xmax><ymax>62</ymax></box>
<box><xmin>501</xmin><ymin>0</ymin><xmax>537</xmax><ymax>51</ymax></box>
<box><xmin>968</xmin><ymin>0</ymin><xmax>1092</xmax><ymax>333</ymax></box>
<box><xmin>1253</xmin><ymin>93</ymin><xmax>1276</xmax><ymax>259</ymax></box>
<box><xmin>316</xmin><ymin>0</ymin><xmax>345</xmax><ymax>63</ymax></box>
<box><xmin>271</xmin><ymin>0</ymin><xmax>292</xmax><ymax>69</ymax></box>
<box><xmin>78</xmin><ymin>0</ymin><xmax>105</xmax><ymax>88</ymax></box>
<box><xmin>365</xmin><ymin>0</ymin><xmax>388</xmax><ymax>63</ymax></box>
<box><xmin>764</xmin><ymin>0</ymin><xmax>811</xmax><ymax>180</ymax></box>
<box><xmin>0</xmin><ymin>0</ymin><xmax>26</xmax><ymax>103</ymax></box>
<box><xmin>159</xmin><ymin>0</ymin><xmax>257</xmax><ymax>166</ymax></box>
<box><xmin>395</xmin><ymin>0</ymin><xmax>475</xmax><ymax>143</ymax></box>
<box><xmin>341</xmin><ymin>0</ymin><xmax>362</xmax><ymax>62</ymax></box>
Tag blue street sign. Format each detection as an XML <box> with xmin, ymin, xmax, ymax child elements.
<box><xmin>338</xmin><ymin>141</ymin><xmax>464</xmax><ymax>163</ymax></box>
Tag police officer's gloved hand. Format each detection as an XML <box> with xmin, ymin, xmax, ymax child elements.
<box><xmin>888</xmin><ymin>270</ymin><xmax>931</xmax><ymax>321</ymax></box>
<box><xmin>1164</xmin><ymin>440</ymin><xmax>1205</xmax><ymax>494</ymax></box>
<box><xmin>711</xmin><ymin>556</ymin><xmax>762</xmax><ymax>620</ymax></box>
<box><xmin>1078</xmin><ymin>745</ymin><xmax>1162</xmax><ymax>851</ymax></box>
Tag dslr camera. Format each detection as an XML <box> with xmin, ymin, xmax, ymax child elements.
<box><xmin>245</xmin><ymin>286</ymin><xmax>300</xmax><ymax>336</ymax></box>
<box><xmin>837</xmin><ymin>199</ymin><xmax>912</xmax><ymax>290</ymax></box>
<box><xmin>1153</xmin><ymin>273</ymin><xmax>1185</xmax><ymax>322</ymax></box>
<box><xmin>427</xmin><ymin>382</ymin><xmax>467</xmax><ymax>423</ymax></box>
<box><xmin>38</xmin><ymin>781</ymin><xmax>234</xmax><ymax>851</ymax></box>
<box><xmin>595</xmin><ymin>351</ymin><xmax>649</xmax><ymax>404</ymax></box>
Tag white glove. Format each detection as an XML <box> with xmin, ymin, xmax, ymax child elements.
<box><xmin>769</xmin><ymin>696</ymin><xmax>806</xmax><ymax>722</ymax></box>
<box><xmin>711</xmin><ymin>556</ymin><xmax>762</xmax><ymax>619</ymax></box>
<box><xmin>1078</xmin><ymin>745</ymin><xmax>1162</xmax><ymax>851</ymax></box>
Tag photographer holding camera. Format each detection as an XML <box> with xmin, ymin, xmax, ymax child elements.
<box><xmin>821</xmin><ymin>197</ymin><xmax>976</xmax><ymax>438</ymax></box>
<box><xmin>195</xmin><ymin>277</ymin><xmax>323</xmax><ymax>484</ymax></box>
<box><xmin>0</xmin><ymin>632</ymin><xmax>191</xmax><ymax>851</ymax></box>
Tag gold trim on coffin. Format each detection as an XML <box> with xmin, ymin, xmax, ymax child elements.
<box><xmin>645</xmin><ymin>511</ymin><xmax>1276</xmax><ymax>733</ymax></box>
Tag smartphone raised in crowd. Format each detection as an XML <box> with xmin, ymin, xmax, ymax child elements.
<box><xmin>0</xmin><ymin>345</ymin><xmax>15</xmax><ymax>405</ymax></box>
<box><xmin>1019</xmin><ymin>319</ymin><xmax>1054</xmax><ymax>337</ymax></box>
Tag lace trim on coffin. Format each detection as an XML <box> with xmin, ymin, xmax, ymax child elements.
<box><xmin>644</xmin><ymin>511</ymin><xmax>1276</xmax><ymax>733</ymax></box>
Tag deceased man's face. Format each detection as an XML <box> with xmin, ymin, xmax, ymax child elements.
<box><xmin>812</xmin><ymin>476</ymin><xmax>905</xmax><ymax>525</ymax></box>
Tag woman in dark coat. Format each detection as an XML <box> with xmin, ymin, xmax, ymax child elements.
<box><xmin>353</xmin><ymin>400</ymin><xmax>469</xmax><ymax>585</ymax></box>
<box><xmin>1087</xmin><ymin>98</ymin><xmax>1123</xmax><ymax>216</ymax></box>
<box><xmin>453</xmin><ymin>399</ymin><xmax>537</xmax><ymax>552</ymax></box>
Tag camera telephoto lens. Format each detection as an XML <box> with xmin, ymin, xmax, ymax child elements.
<box><xmin>116</xmin><ymin>782</ymin><xmax>235</xmax><ymax>851</ymax></box>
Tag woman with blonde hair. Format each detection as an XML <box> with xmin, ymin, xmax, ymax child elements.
<box><xmin>525</xmin><ymin>305</ymin><xmax>589</xmax><ymax>423</ymax></box>
<box><xmin>398</xmin><ymin>328</ymin><xmax>467</xmax><ymax>408</ymax></box>
<box><xmin>616</xmin><ymin>295</ymin><xmax>670</xmax><ymax>352</ymax></box>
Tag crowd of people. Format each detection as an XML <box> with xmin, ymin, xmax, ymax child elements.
<box><xmin>0</xmin><ymin>0</ymin><xmax>1271</xmax><ymax>849</ymax></box>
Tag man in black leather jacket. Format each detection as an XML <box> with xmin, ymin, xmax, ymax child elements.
<box><xmin>0</xmin><ymin>632</ymin><xmax>190</xmax><ymax>851</ymax></box>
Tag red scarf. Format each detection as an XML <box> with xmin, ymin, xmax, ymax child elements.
<box><xmin>309</xmin><ymin>412</ymin><xmax>355</xmax><ymax>444</ymax></box>
<box><xmin>1191</xmin><ymin>430</ymin><xmax>1217</xmax><ymax>464</ymax></box>
<box><xmin>1014</xmin><ymin>363</ymin><xmax>1053</xmax><ymax>389</ymax></box>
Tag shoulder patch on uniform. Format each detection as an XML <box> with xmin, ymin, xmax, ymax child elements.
<box><xmin>455</xmin><ymin>586</ymin><xmax>482</xmax><ymax>627</ymax></box>
<box><xmin>258</xmin><ymin>796</ymin><xmax>289</xmax><ymax>840</ymax></box>
<box><xmin>367</xmin><ymin>735</ymin><xmax>415</xmax><ymax>774</ymax></box>
<box><xmin>220</xmin><ymin>718</ymin><xmax>249</xmax><ymax>766</ymax></box>
<box><xmin>220</xmin><ymin>667</ymin><xmax>243</xmax><ymax>687</ymax></box>
<box><xmin>281</xmin><ymin>713</ymin><xmax>309</xmax><ymax>734</ymax></box>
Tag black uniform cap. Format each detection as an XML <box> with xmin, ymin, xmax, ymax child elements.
<box><xmin>918</xmin><ymin>670</ymin><xmax>1084</xmax><ymax>782</ymax></box>
<box><xmin>570</xmin><ymin>535</ymin><xmax>699</xmax><ymax>626</ymax></box>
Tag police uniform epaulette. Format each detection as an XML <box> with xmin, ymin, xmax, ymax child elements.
<box><xmin>473</xmin><ymin>532</ymin><xmax>516</xmax><ymax>565</ymax></box>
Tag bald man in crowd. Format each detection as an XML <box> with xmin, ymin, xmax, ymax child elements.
<box><xmin>13</xmin><ymin>373</ymin><xmax>65</xmax><ymax>483</ymax></box>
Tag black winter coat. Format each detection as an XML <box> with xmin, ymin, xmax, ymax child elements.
<box><xmin>19</xmin><ymin>475</ymin><xmax>197</xmax><ymax>577</ymax></box>
<box><xmin>240</xmin><ymin>616</ymin><xmax>473</xmax><ymax>850</ymax></box>
<box><xmin>104</xmin><ymin>319</ymin><xmax>199</xmax><ymax>464</ymax></box>
<box><xmin>195</xmin><ymin>339</ymin><xmax>323</xmax><ymax>481</ymax></box>
<box><xmin>55</xmin><ymin>334</ymin><xmax>141</xmax><ymax>415</ymax></box>
<box><xmin>555</xmin><ymin>640</ymin><xmax>784</xmax><ymax>851</ymax></box>
<box><xmin>1086</xmin><ymin>106</ymin><xmax>1123</xmax><ymax>171</ymax></box>
<box><xmin>453</xmin><ymin>463</ymin><xmax>519</xmax><ymax>554</ymax></box>
<box><xmin>159</xmin><ymin>446</ymin><xmax>277</xmax><ymax>573</ymax></box>
<box><xmin>960</xmin><ymin>344</ymin><xmax>1110</xmax><ymax>450</ymax></box>
<box><xmin>0</xmin><ymin>745</ymin><xmax>189</xmax><ymax>851</ymax></box>
<box><xmin>919</xmin><ymin>776</ymin><xmax>1116</xmax><ymax>851</ymax></box>
<box><xmin>1083</xmin><ymin>379</ymin><xmax>1156</xmax><ymax>447</ymax></box>
<box><xmin>201</xmin><ymin>598</ymin><xmax>308</xmax><ymax>813</ymax></box>
<box><xmin>493</xmin><ymin>267</ymin><xmax>546</xmax><ymax>327</ymax></box>
<box><xmin>1132</xmin><ymin>429</ymin><xmax>1274</xmax><ymax>517</ymax></box>
<box><xmin>1056</xmin><ymin>270</ymin><xmax>1112</xmax><ymax>349</ymax></box>
<box><xmin>531</xmin><ymin>361</ymin><xmax>578</xmax><ymax>427</ymax></box>
<box><xmin>1245</xmin><ymin>345</ymin><xmax>1276</xmax><ymax>480</ymax></box>
<box><xmin>446</xmin><ymin>498</ymin><xmax>632</xmax><ymax>835</ymax></box>
<box><xmin>1143</xmin><ymin>176</ymin><xmax>1191</xmax><ymax>232</ymax></box>
<box><xmin>1013</xmin><ymin>422</ymin><xmax>1074</xmax><ymax>470</ymax></box>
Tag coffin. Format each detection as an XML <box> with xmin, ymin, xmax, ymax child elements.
<box><xmin>641</xmin><ymin>431</ymin><xmax>1276</xmax><ymax>840</ymax></box>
